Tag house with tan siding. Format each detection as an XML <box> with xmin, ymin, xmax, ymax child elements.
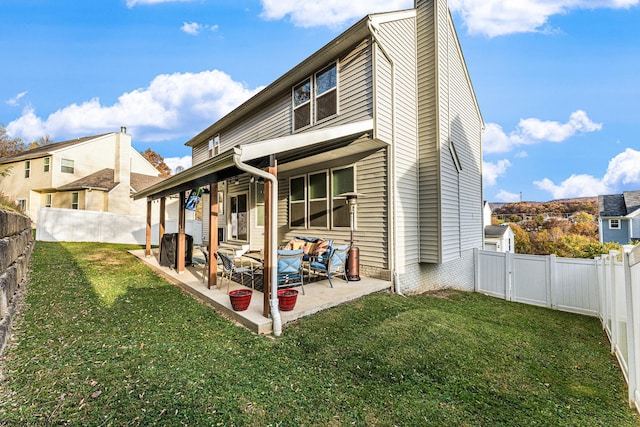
<box><xmin>136</xmin><ymin>0</ymin><xmax>484</xmax><ymax>297</ymax></box>
<box><xmin>0</xmin><ymin>129</ymin><xmax>164</xmax><ymax>223</ymax></box>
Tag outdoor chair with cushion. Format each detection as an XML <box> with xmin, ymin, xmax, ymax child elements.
<box><xmin>277</xmin><ymin>249</ymin><xmax>305</xmax><ymax>295</ymax></box>
<box><xmin>309</xmin><ymin>244</ymin><xmax>349</xmax><ymax>287</ymax></box>
<box><xmin>216</xmin><ymin>251</ymin><xmax>256</xmax><ymax>293</ymax></box>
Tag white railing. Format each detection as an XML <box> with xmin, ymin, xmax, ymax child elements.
<box><xmin>36</xmin><ymin>207</ymin><xmax>202</xmax><ymax>245</ymax></box>
<box><xmin>475</xmin><ymin>247</ymin><xmax>640</xmax><ymax>411</ymax></box>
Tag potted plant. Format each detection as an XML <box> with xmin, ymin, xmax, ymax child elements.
<box><xmin>277</xmin><ymin>289</ymin><xmax>298</xmax><ymax>311</ymax></box>
<box><xmin>229</xmin><ymin>289</ymin><xmax>252</xmax><ymax>311</ymax></box>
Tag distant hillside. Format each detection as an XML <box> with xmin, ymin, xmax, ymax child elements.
<box><xmin>492</xmin><ymin>197</ymin><xmax>598</xmax><ymax>218</ymax></box>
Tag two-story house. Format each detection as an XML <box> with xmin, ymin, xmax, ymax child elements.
<box><xmin>598</xmin><ymin>190</ymin><xmax>640</xmax><ymax>244</ymax></box>
<box><xmin>0</xmin><ymin>128</ymin><xmax>163</xmax><ymax>223</ymax></box>
<box><xmin>136</xmin><ymin>0</ymin><xmax>484</xmax><ymax>296</ymax></box>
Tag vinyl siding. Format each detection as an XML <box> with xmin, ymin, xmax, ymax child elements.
<box><xmin>277</xmin><ymin>148</ymin><xmax>388</xmax><ymax>272</ymax></box>
<box><xmin>191</xmin><ymin>40</ymin><xmax>373</xmax><ymax>166</ymax></box>
<box><xmin>375</xmin><ymin>17</ymin><xmax>420</xmax><ymax>269</ymax></box>
<box><xmin>416</xmin><ymin>0</ymin><xmax>441</xmax><ymax>263</ymax></box>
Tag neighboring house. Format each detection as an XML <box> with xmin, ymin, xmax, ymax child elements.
<box><xmin>136</xmin><ymin>0</ymin><xmax>484</xmax><ymax>294</ymax></box>
<box><xmin>0</xmin><ymin>128</ymin><xmax>165</xmax><ymax>223</ymax></box>
<box><xmin>598</xmin><ymin>190</ymin><xmax>640</xmax><ymax>244</ymax></box>
<box><xmin>484</xmin><ymin>225</ymin><xmax>515</xmax><ymax>253</ymax></box>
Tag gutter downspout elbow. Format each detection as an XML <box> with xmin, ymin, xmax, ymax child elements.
<box><xmin>232</xmin><ymin>148</ymin><xmax>281</xmax><ymax>336</ymax></box>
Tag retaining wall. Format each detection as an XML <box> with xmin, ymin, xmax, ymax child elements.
<box><xmin>0</xmin><ymin>209</ymin><xmax>34</xmax><ymax>356</ymax></box>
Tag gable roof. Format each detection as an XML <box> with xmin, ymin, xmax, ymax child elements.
<box><xmin>0</xmin><ymin>133</ymin><xmax>110</xmax><ymax>163</ymax></box>
<box><xmin>599</xmin><ymin>190</ymin><xmax>640</xmax><ymax>217</ymax></box>
<box><xmin>484</xmin><ymin>225</ymin><xmax>511</xmax><ymax>238</ymax></box>
<box><xmin>57</xmin><ymin>168</ymin><xmax>163</xmax><ymax>192</ymax></box>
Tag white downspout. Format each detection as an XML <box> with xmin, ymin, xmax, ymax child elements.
<box><xmin>232</xmin><ymin>148</ymin><xmax>282</xmax><ymax>336</ymax></box>
<box><xmin>368</xmin><ymin>20</ymin><xmax>405</xmax><ymax>297</ymax></box>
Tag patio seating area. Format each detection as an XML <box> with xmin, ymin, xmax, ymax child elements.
<box><xmin>129</xmin><ymin>247</ymin><xmax>392</xmax><ymax>334</ymax></box>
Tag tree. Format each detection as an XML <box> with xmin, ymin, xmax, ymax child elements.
<box><xmin>0</xmin><ymin>124</ymin><xmax>25</xmax><ymax>158</ymax></box>
<box><xmin>141</xmin><ymin>148</ymin><xmax>172</xmax><ymax>177</ymax></box>
<box><xmin>510</xmin><ymin>223</ymin><xmax>533</xmax><ymax>254</ymax></box>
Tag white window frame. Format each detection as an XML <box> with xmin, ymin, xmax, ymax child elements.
<box><xmin>208</xmin><ymin>134</ymin><xmax>220</xmax><ymax>158</ymax></box>
<box><xmin>71</xmin><ymin>192</ymin><xmax>79</xmax><ymax>209</ymax></box>
<box><xmin>255</xmin><ymin>181</ymin><xmax>265</xmax><ymax>228</ymax></box>
<box><xmin>610</xmin><ymin>219</ymin><xmax>620</xmax><ymax>229</ymax></box>
<box><xmin>330</xmin><ymin>165</ymin><xmax>356</xmax><ymax>229</ymax></box>
<box><xmin>43</xmin><ymin>157</ymin><xmax>50</xmax><ymax>172</ymax></box>
<box><xmin>16</xmin><ymin>199</ymin><xmax>27</xmax><ymax>212</ymax></box>
<box><xmin>45</xmin><ymin>193</ymin><xmax>52</xmax><ymax>208</ymax></box>
<box><xmin>307</xmin><ymin>171</ymin><xmax>329</xmax><ymax>229</ymax></box>
<box><xmin>289</xmin><ymin>175</ymin><xmax>307</xmax><ymax>228</ymax></box>
<box><xmin>293</xmin><ymin>77</ymin><xmax>312</xmax><ymax>131</ymax></box>
<box><xmin>24</xmin><ymin>160</ymin><xmax>30</xmax><ymax>178</ymax></box>
<box><xmin>61</xmin><ymin>158</ymin><xmax>74</xmax><ymax>174</ymax></box>
<box><xmin>229</xmin><ymin>192</ymin><xmax>249</xmax><ymax>242</ymax></box>
<box><xmin>314</xmin><ymin>62</ymin><xmax>338</xmax><ymax>124</ymax></box>
<box><xmin>292</xmin><ymin>62</ymin><xmax>338</xmax><ymax>132</ymax></box>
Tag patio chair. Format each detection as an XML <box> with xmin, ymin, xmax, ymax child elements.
<box><xmin>309</xmin><ymin>244</ymin><xmax>349</xmax><ymax>287</ymax></box>
<box><xmin>277</xmin><ymin>249</ymin><xmax>305</xmax><ymax>295</ymax></box>
<box><xmin>216</xmin><ymin>251</ymin><xmax>256</xmax><ymax>293</ymax></box>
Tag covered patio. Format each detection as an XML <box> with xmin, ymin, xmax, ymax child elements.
<box><xmin>129</xmin><ymin>247</ymin><xmax>391</xmax><ymax>334</ymax></box>
<box><xmin>132</xmin><ymin>121</ymin><xmax>389</xmax><ymax>335</ymax></box>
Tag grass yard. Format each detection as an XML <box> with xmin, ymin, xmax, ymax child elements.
<box><xmin>1</xmin><ymin>242</ymin><xmax>638</xmax><ymax>426</ymax></box>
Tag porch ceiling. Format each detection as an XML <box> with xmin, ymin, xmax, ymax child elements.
<box><xmin>134</xmin><ymin>119</ymin><xmax>381</xmax><ymax>201</ymax></box>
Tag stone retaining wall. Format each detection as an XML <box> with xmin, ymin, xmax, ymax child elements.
<box><xmin>0</xmin><ymin>209</ymin><xmax>34</xmax><ymax>356</ymax></box>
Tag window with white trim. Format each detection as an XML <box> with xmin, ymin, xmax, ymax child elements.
<box><xmin>24</xmin><ymin>160</ymin><xmax>30</xmax><ymax>178</ymax></box>
<box><xmin>209</xmin><ymin>134</ymin><xmax>220</xmax><ymax>158</ymax></box>
<box><xmin>610</xmin><ymin>219</ymin><xmax>620</xmax><ymax>229</ymax></box>
<box><xmin>71</xmin><ymin>192</ymin><xmax>79</xmax><ymax>209</ymax></box>
<box><xmin>292</xmin><ymin>62</ymin><xmax>338</xmax><ymax>131</ymax></box>
<box><xmin>61</xmin><ymin>158</ymin><xmax>74</xmax><ymax>174</ymax></box>
<box><xmin>255</xmin><ymin>181</ymin><xmax>265</xmax><ymax>227</ymax></box>
<box><xmin>43</xmin><ymin>157</ymin><xmax>50</xmax><ymax>172</ymax></box>
<box><xmin>288</xmin><ymin>165</ymin><xmax>354</xmax><ymax>229</ymax></box>
<box><xmin>45</xmin><ymin>194</ymin><xmax>52</xmax><ymax>208</ymax></box>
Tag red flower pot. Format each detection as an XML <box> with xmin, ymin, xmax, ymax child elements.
<box><xmin>278</xmin><ymin>289</ymin><xmax>298</xmax><ymax>311</ymax></box>
<box><xmin>229</xmin><ymin>289</ymin><xmax>252</xmax><ymax>311</ymax></box>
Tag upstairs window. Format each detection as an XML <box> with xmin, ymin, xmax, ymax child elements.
<box><xmin>315</xmin><ymin>64</ymin><xmax>337</xmax><ymax>122</ymax></box>
<box><xmin>208</xmin><ymin>134</ymin><xmax>220</xmax><ymax>158</ymax></box>
<box><xmin>292</xmin><ymin>62</ymin><xmax>338</xmax><ymax>131</ymax></box>
<box><xmin>610</xmin><ymin>219</ymin><xmax>620</xmax><ymax>229</ymax></box>
<box><xmin>61</xmin><ymin>158</ymin><xmax>74</xmax><ymax>174</ymax></box>
<box><xmin>293</xmin><ymin>78</ymin><xmax>312</xmax><ymax>131</ymax></box>
<box><xmin>43</xmin><ymin>157</ymin><xmax>50</xmax><ymax>172</ymax></box>
<box><xmin>24</xmin><ymin>160</ymin><xmax>30</xmax><ymax>178</ymax></box>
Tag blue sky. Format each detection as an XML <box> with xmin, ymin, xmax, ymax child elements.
<box><xmin>2</xmin><ymin>0</ymin><xmax>639</xmax><ymax>202</ymax></box>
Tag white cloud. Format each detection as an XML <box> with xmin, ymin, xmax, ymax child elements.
<box><xmin>257</xmin><ymin>0</ymin><xmax>638</xmax><ymax>35</ymax></box>
<box><xmin>259</xmin><ymin>0</ymin><xmax>411</xmax><ymax>28</ymax></box>
<box><xmin>602</xmin><ymin>148</ymin><xmax>640</xmax><ymax>187</ymax></box>
<box><xmin>6</xmin><ymin>70</ymin><xmax>264</xmax><ymax>143</ymax></box>
<box><xmin>533</xmin><ymin>148</ymin><xmax>640</xmax><ymax>199</ymax></box>
<box><xmin>181</xmin><ymin>22</ymin><xmax>219</xmax><ymax>35</ymax></box>
<box><xmin>127</xmin><ymin>0</ymin><xmax>192</xmax><ymax>7</ymax></box>
<box><xmin>6</xmin><ymin>91</ymin><xmax>27</xmax><ymax>107</ymax></box>
<box><xmin>483</xmin><ymin>159</ymin><xmax>511</xmax><ymax>187</ymax></box>
<box><xmin>181</xmin><ymin>22</ymin><xmax>202</xmax><ymax>35</ymax></box>
<box><xmin>483</xmin><ymin>110</ymin><xmax>602</xmax><ymax>154</ymax></box>
<box><xmin>164</xmin><ymin>155</ymin><xmax>192</xmax><ymax>174</ymax></box>
<box><xmin>495</xmin><ymin>189</ymin><xmax>521</xmax><ymax>202</ymax></box>
<box><xmin>534</xmin><ymin>174</ymin><xmax>611</xmax><ymax>199</ymax></box>
<box><xmin>448</xmin><ymin>0</ymin><xmax>639</xmax><ymax>37</ymax></box>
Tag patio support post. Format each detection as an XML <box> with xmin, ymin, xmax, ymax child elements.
<box><xmin>208</xmin><ymin>183</ymin><xmax>219</xmax><ymax>288</ymax></box>
<box><xmin>159</xmin><ymin>197</ymin><xmax>166</xmax><ymax>240</ymax></box>
<box><xmin>145</xmin><ymin>199</ymin><xmax>152</xmax><ymax>257</ymax></box>
<box><xmin>263</xmin><ymin>160</ymin><xmax>276</xmax><ymax>317</ymax></box>
<box><xmin>177</xmin><ymin>191</ymin><xmax>186</xmax><ymax>273</ymax></box>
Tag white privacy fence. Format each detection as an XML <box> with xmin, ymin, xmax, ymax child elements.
<box><xmin>36</xmin><ymin>208</ymin><xmax>203</xmax><ymax>245</ymax></box>
<box><xmin>475</xmin><ymin>247</ymin><xmax>640</xmax><ymax>411</ymax></box>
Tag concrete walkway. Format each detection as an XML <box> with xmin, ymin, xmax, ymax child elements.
<box><xmin>129</xmin><ymin>249</ymin><xmax>392</xmax><ymax>334</ymax></box>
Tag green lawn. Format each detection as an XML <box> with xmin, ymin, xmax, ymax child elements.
<box><xmin>1</xmin><ymin>242</ymin><xmax>638</xmax><ymax>426</ymax></box>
